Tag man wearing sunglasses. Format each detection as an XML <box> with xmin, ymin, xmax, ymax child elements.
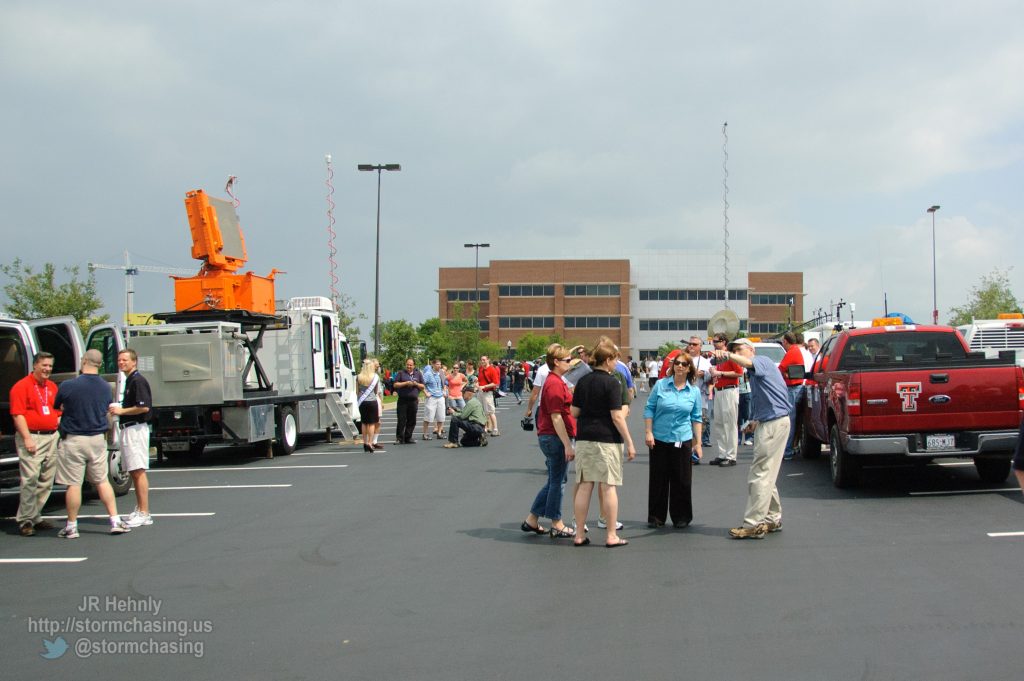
<box><xmin>708</xmin><ymin>334</ymin><xmax>744</xmax><ymax>467</ymax></box>
<box><xmin>684</xmin><ymin>336</ymin><xmax>713</xmax><ymax>457</ymax></box>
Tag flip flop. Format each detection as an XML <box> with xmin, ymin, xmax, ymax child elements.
<box><xmin>605</xmin><ymin>539</ymin><xmax>629</xmax><ymax>548</ymax></box>
<box><xmin>573</xmin><ymin>538</ymin><xmax>591</xmax><ymax>547</ymax></box>
<box><xmin>520</xmin><ymin>521</ymin><xmax>546</xmax><ymax>535</ymax></box>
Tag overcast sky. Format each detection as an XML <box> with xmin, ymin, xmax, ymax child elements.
<box><xmin>2</xmin><ymin>1</ymin><xmax>1022</xmax><ymax>335</ymax></box>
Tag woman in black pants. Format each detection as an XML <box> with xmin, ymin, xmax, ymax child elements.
<box><xmin>643</xmin><ymin>353</ymin><xmax>704</xmax><ymax>528</ymax></box>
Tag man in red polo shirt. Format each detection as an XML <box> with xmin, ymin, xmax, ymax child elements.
<box><xmin>10</xmin><ymin>352</ymin><xmax>62</xmax><ymax>536</ymax></box>
<box><xmin>477</xmin><ymin>355</ymin><xmax>502</xmax><ymax>436</ymax></box>
<box><xmin>708</xmin><ymin>334</ymin><xmax>744</xmax><ymax>467</ymax></box>
<box><xmin>777</xmin><ymin>331</ymin><xmax>807</xmax><ymax>460</ymax></box>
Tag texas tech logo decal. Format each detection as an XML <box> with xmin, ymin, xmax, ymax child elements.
<box><xmin>895</xmin><ymin>382</ymin><xmax>922</xmax><ymax>412</ymax></box>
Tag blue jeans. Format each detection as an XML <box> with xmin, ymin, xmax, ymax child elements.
<box><xmin>784</xmin><ymin>384</ymin><xmax>805</xmax><ymax>455</ymax></box>
<box><xmin>530</xmin><ymin>434</ymin><xmax>569</xmax><ymax>521</ymax></box>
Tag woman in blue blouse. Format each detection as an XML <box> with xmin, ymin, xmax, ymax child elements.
<box><xmin>643</xmin><ymin>352</ymin><xmax>703</xmax><ymax>528</ymax></box>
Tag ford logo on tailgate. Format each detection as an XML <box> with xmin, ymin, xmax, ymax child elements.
<box><xmin>929</xmin><ymin>395</ymin><xmax>951</xmax><ymax>404</ymax></box>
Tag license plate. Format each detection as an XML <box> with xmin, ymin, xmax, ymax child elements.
<box><xmin>161</xmin><ymin>441</ymin><xmax>189</xmax><ymax>452</ymax></box>
<box><xmin>926</xmin><ymin>434</ymin><xmax>955</xmax><ymax>450</ymax></box>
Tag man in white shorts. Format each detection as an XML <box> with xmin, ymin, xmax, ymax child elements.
<box><xmin>421</xmin><ymin>358</ymin><xmax>447</xmax><ymax>440</ymax></box>
<box><xmin>109</xmin><ymin>349</ymin><xmax>154</xmax><ymax>528</ymax></box>
<box><xmin>53</xmin><ymin>349</ymin><xmax>131</xmax><ymax>537</ymax></box>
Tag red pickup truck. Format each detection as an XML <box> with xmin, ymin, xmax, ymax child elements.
<box><xmin>800</xmin><ymin>323</ymin><xmax>1024</xmax><ymax>488</ymax></box>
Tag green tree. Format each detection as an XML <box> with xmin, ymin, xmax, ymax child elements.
<box><xmin>447</xmin><ymin>302</ymin><xmax>485</xmax><ymax>362</ymax></box>
<box><xmin>334</xmin><ymin>291</ymin><xmax>365</xmax><ymax>342</ymax></box>
<box><xmin>1</xmin><ymin>258</ymin><xmax>109</xmax><ymax>332</ymax></box>
<box><xmin>948</xmin><ymin>268</ymin><xmax>1022</xmax><ymax>326</ymax></box>
<box><xmin>657</xmin><ymin>340</ymin><xmax>682</xmax><ymax>358</ymax></box>
<box><xmin>418</xmin><ymin>317</ymin><xmax>454</xmax><ymax>364</ymax></box>
<box><xmin>515</xmin><ymin>332</ymin><xmax>565</xmax><ymax>361</ymax></box>
<box><xmin>378</xmin><ymin>319</ymin><xmax>419</xmax><ymax>371</ymax></box>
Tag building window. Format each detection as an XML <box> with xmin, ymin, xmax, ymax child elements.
<box><xmin>750</xmin><ymin>293</ymin><xmax>796</xmax><ymax>306</ymax></box>
<box><xmin>446</xmin><ymin>289</ymin><xmax>489</xmax><ymax>302</ymax></box>
<box><xmin>749</xmin><ymin>322</ymin><xmax>785</xmax><ymax>334</ymax></box>
<box><xmin>498</xmin><ymin>317</ymin><xmax>554</xmax><ymax>329</ymax></box>
<box><xmin>564</xmin><ymin>316</ymin><xmax>621</xmax><ymax>329</ymax></box>
<box><xmin>639</xmin><ymin>288</ymin><xmax>746</xmax><ymax>301</ymax></box>
<box><xmin>497</xmin><ymin>284</ymin><xmax>554</xmax><ymax>297</ymax></box>
<box><xmin>638</xmin><ymin>318</ymin><xmax>747</xmax><ymax>332</ymax></box>
<box><xmin>564</xmin><ymin>284</ymin><xmax>621</xmax><ymax>296</ymax></box>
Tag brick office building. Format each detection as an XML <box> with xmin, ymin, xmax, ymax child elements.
<box><xmin>438</xmin><ymin>254</ymin><xmax>804</xmax><ymax>357</ymax></box>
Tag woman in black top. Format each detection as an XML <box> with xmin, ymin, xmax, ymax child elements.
<box><xmin>571</xmin><ymin>339</ymin><xmax>637</xmax><ymax>547</ymax></box>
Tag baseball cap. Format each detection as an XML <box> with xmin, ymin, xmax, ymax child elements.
<box><xmin>727</xmin><ymin>338</ymin><xmax>754</xmax><ymax>350</ymax></box>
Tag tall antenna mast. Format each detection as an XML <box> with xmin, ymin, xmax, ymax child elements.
<box><xmin>325</xmin><ymin>154</ymin><xmax>339</xmax><ymax>309</ymax></box>
<box><xmin>722</xmin><ymin>122</ymin><xmax>730</xmax><ymax>309</ymax></box>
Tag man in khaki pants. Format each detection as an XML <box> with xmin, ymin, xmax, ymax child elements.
<box><xmin>712</xmin><ymin>338</ymin><xmax>791</xmax><ymax>539</ymax></box>
<box><xmin>10</xmin><ymin>352</ymin><xmax>61</xmax><ymax>536</ymax></box>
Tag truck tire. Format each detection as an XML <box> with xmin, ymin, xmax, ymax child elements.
<box><xmin>829</xmin><ymin>424</ymin><xmax>860</xmax><ymax>488</ymax></box>
<box><xmin>107</xmin><ymin>448</ymin><xmax>132</xmax><ymax>496</ymax></box>
<box><xmin>274</xmin><ymin>405</ymin><xmax>297</xmax><ymax>456</ymax></box>
<box><xmin>801</xmin><ymin>423</ymin><xmax>823</xmax><ymax>460</ymax></box>
<box><xmin>974</xmin><ymin>456</ymin><xmax>1011</xmax><ymax>483</ymax></box>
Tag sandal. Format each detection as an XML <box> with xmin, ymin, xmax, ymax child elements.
<box><xmin>520</xmin><ymin>521</ymin><xmax>546</xmax><ymax>535</ymax></box>
<box><xmin>573</xmin><ymin>538</ymin><xmax>591</xmax><ymax>547</ymax></box>
<box><xmin>549</xmin><ymin>525</ymin><xmax>576</xmax><ymax>539</ymax></box>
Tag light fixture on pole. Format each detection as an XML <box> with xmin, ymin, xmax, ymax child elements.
<box><xmin>927</xmin><ymin>205</ymin><xmax>941</xmax><ymax>325</ymax></box>
<box><xmin>463</xmin><ymin>243</ymin><xmax>490</xmax><ymax>331</ymax></box>
<box><xmin>358</xmin><ymin>163</ymin><xmax>401</xmax><ymax>355</ymax></box>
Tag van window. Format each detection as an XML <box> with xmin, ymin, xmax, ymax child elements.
<box><xmin>87</xmin><ymin>328</ymin><xmax>120</xmax><ymax>375</ymax></box>
<box><xmin>33</xmin><ymin>323</ymin><xmax>77</xmax><ymax>374</ymax></box>
<box><xmin>0</xmin><ymin>328</ymin><xmax>29</xmax><ymax>436</ymax></box>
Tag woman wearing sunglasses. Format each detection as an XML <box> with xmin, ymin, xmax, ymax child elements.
<box><xmin>521</xmin><ymin>344</ymin><xmax>577</xmax><ymax>538</ymax></box>
<box><xmin>643</xmin><ymin>353</ymin><xmax>703</xmax><ymax>528</ymax></box>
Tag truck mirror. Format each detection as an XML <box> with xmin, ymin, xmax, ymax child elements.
<box><xmin>358</xmin><ymin>341</ymin><xmax>367</xmax><ymax>363</ymax></box>
<box><xmin>787</xmin><ymin>364</ymin><xmax>806</xmax><ymax>380</ymax></box>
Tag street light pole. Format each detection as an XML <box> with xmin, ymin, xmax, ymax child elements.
<box><xmin>358</xmin><ymin>163</ymin><xmax>401</xmax><ymax>355</ymax></box>
<box><xmin>927</xmin><ymin>205</ymin><xmax>941</xmax><ymax>325</ymax></box>
<box><xmin>463</xmin><ymin>243</ymin><xmax>490</xmax><ymax>331</ymax></box>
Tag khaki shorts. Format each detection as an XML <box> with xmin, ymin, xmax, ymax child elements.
<box><xmin>120</xmin><ymin>423</ymin><xmax>151</xmax><ymax>471</ymax></box>
<box><xmin>480</xmin><ymin>391</ymin><xmax>496</xmax><ymax>415</ymax></box>
<box><xmin>56</xmin><ymin>434</ymin><xmax>108</xmax><ymax>486</ymax></box>
<box><xmin>574</xmin><ymin>440</ymin><xmax>623</xmax><ymax>486</ymax></box>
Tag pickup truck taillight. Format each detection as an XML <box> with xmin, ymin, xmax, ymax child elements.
<box><xmin>848</xmin><ymin>380</ymin><xmax>861</xmax><ymax>417</ymax></box>
<box><xmin>1016</xmin><ymin>367</ymin><xmax>1024</xmax><ymax>407</ymax></box>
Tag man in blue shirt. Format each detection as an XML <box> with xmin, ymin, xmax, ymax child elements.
<box><xmin>713</xmin><ymin>338</ymin><xmax>791</xmax><ymax>539</ymax></box>
<box><xmin>53</xmin><ymin>349</ymin><xmax>132</xmax><ymax>538</ymax></box>
<box><xmin>420</xmin><ymin>358</ymin><xmax>447</xmax><ymax>440</ymax></box>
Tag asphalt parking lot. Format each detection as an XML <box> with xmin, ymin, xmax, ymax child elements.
<box><xmin>3</xmin><ymin>393</ymin><xmax>1023</xmax><ymax>681</ymax></box>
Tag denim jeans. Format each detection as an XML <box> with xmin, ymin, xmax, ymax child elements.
<box><xmin>784</xmin><ymin>384</ymin><xmax>806</xmax><ymax>455</ymax></box>
<box><xmin>530</xmin><ymin>434</ymin><xmax>569</xmax><ymax>521</ymax></box>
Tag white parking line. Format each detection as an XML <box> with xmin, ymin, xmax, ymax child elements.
<box><xmin>786</xmin><ymin>473</ymin><xmax>804</xmax><ymax>477</ymax></box>
<box><xmin>148</xmin><ymin>465</ymin><xmax>348</xmax><ymax>473</ymax></box>
<box><xmin>4</xmin><ymin>512</ymin><xmax>217</xmax><ymax>521</ymax></box>
<box><xmin>910</xmin><ymin>487</ymin><xmax>1019</xmax><ymax>496</ymax></box>
<box><xmin>0</xmin><ymin>558</ymin><xmax>88</xmax><ymax>564</ymax></box>
<box><xmin>932</xmin><ymin>462</ymin><xmax>974</xmax><ymax>467</ymax></box>
<box><xmin>987</xmin><ymin>531</ymin><xmax>1024</xmax><ymax>538</ymax></box>
<box><xmin>151</xmin><ymin>484</ymin><xmax>292</xmax><ymax>491</ymax></box>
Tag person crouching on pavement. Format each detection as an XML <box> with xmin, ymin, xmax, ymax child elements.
<box><xmin>712</xmin><ymin>338</ymin><xmax>790</xmax><ymax>540</ymax></box>
<box><xmin>109</xmin><ymin>349</ymin><xmax>154</xmax><ymax>528</ymax></box>
<box><xmin>53</xmin><ymin>349</ymin><xmax>132</xmax><ymax>537</ymax></box>
<box><xmin>443</xmin><ymin>381</ymin><xmax>487</xmax><ymax>448</ymax></box>
<box><xmin>11</xmin><ymin>352</ymin><xmax>61</xmax><ymax>536</ymax></box>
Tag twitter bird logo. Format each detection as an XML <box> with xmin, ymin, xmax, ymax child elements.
<box><xmin>40</xmin><ymin>637</ymin><xmax>68</xmax><ymax>660</ymax></box>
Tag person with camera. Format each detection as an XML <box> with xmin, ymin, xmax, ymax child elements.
<box><xmin>708</xmin><ymin>334</ymin><xmax>744</xmax><ymax>467</ymax></box>
<box><xmin>521</xmin><ymin>343</ymin><xmax>577</xmax><ymax>538</ymax></box>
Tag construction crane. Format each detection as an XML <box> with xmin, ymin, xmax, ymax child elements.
<box><xmin>88</xmin><ymin>251</ymin><xmax>193</xmax><ymax>329</ymax></box>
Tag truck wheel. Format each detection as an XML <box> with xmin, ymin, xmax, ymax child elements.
<box><xmin>974</xmin><ymin>457</ymin><xmax>1011</xmax><ymax>483</ymax></box>
<box><xmin>829</xmin><ymin>424</ymin><xmax>860</xmax><ymax>488</ymax></box>
<box><xmin>274</xmin><ymin>406</ymin><xmax>297</xmax><ymax>456</ymax></box>
<box><xmin>107</xmin><ymin>449</ymin><xmax>132</xmax><ymax>496</ymax></box>
<box><xmin>801</xmin><ymin>423</ymin><xmax>822</xmax><ymax>460</ymax></box>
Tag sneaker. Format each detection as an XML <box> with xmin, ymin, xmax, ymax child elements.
<box><xmin>19</xmin><ymin>522</ymin><xmax>35</xmax><ymax>537</ymax></box>
<box><xmin>764</xmin><ymin>519</ymin><xmax>782</xmax><ymax>533</ymax></box>
<box><xmin>708</xmin><ymin>457</ymin><xmax>726</xmax><ymax>466</ymax></box>
<box><xmin>443</xmin><ymin>442</ymin><xmax>460</xmax><ymax>449</ymax></box>
<box><xmin>729</xmin><ymin>523</ymin><xmax>768</xmax><ymax>540</ymax></box>
<box><xmin>34</xmin><ymin>519</ymin><xmax>56</xmax><ymax>531</ymax></box>
<box><xmin>597</xmin><ymin>518</ymin><xmax>624</xmax><ymax>530</ymax></box>
<box><xmin>124</xmin><ymin>510</ymin><xmax>153</xmax><ymax>528</ymax></box>
<box><xmin>744</xmin><ymin>439</ymin><xmax>754</xmax><ymax>446</ymax></box>
<box><xmin>58</xmin><ymin>525</ymin><xmax>80</xmax><ymax>539</ymax></box>
<box><xmin>719</xmin><ymin>459</ymin><xmax>737</xmax><ymax>467</ymax></box>
<box><xmin>422</xmin><ymin>434</ymin><xmax>432</xmax><ymax>440</ymax></box>
<box><xmin>109</xmin><ymin>520</ymin><xmax>132</xmax><ymax>535</ymax></box>
<box><xmin>572</xmin><ymin>520</ymin><xmax>590</xmax><ymax>533</ymax></box>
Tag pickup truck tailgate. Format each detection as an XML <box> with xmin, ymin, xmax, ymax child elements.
<box><xmin>855</xmin><ymin>367</ymin><xmax>1021</xmax><ymax>433</ymax></box>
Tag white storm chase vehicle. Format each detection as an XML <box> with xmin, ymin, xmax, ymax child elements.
<box><xmin>85</xmin><ymin>296</ymin><xmax>361</xmax><ymax>460</ymax></box>
<box><xmin>958</xmin><ymin>314</ymin><xmax>1024</xmax><ymax>367</ymax></box>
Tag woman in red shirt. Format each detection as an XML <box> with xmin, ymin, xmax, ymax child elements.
<box><xmin>522</xmin><ymin>343</ymin><xmax>577</xmax><ymax>539</ymax></box>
